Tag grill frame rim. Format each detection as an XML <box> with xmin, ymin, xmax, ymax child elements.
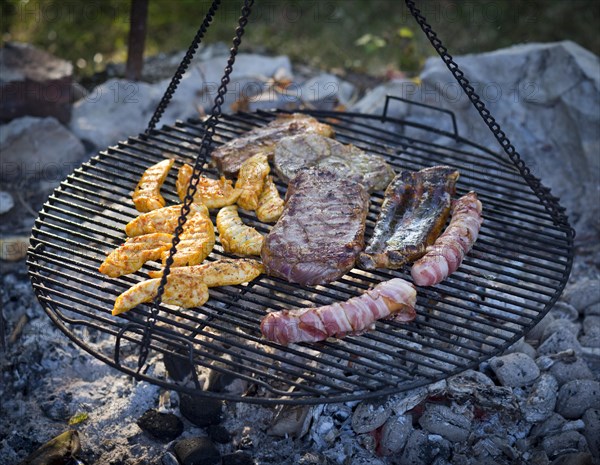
<box><xmin>27</xmin><ymin>107</ymin><xmax>575</xmax><ymax>405</ymax></box>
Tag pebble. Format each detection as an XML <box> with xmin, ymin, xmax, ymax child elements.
<box><xmin>179</xmin><ymin>393</ymin><xmax>223</xmax><ymax>427</ymax></box>
<box><xmin>562</xmin><ymin>278</ymin><xmax>600</xmax><ymax>312</ymax></box>
<box><xmin>352</xmin><ymin>397</ymin><xmax>391</xmax><ymax>434</ymax></box>
<box><xmin>418</xmin><ymin>404</ymin><xmax>471</xmax><ymax>442</ymax></box>
<box><xmin>541</xmin><ymin>320</ymin><xmax>580</xmax><ymax>342</ymax></box>
<box><xmin>137</xmin><ymin>409</ymin><xmax>183</xmax><ymax>442</ymax></box>
<box><xmin>0</xmin><ymin>191</ymin><xmax>14</xmax><ymax>214</ymax></box>
<box><xmin>521</xmin><ymin>374</ymin><xmax>559</xmax><ymax>422</ymax></box>
<box><xmin>222</xmin><ymin>451</ymin><xmax>255</xmax><ymax>465</ymax></box>
<box><xmin>549</xmin><ymin>302</ymin><xmax>579</xmax><ymax>321</ymax></box>
<box><xmin>173</xmin><ymin>437</ymin><xmax>221</xmax><ymax>465</ymax></box>
<box><xmin>542</xmin><ymin>431</ymin><xmax>588</xmax><ymax>459</ymax></box>
<box><xmin>489</xmin><ymin>352</ymin><xmax>540</xmax><ymax>387</ymax></box>
<box><xmin>550</xmin><ymin>452</ymin><xmax>593</xmax><ymax>465</ymax></box>
<box><xmin>537</xmin><ymin>328</ymin><xmax>583</xmax><ymax>356</ymax></box>
<box><xmin>581</xmin><ymin>408</ymin><xmax>600</xmax><ymax>458</ymax></box>
<box><xmin>379</xmin><ymin>413</ymin><xmax>413</xmax><ymax>456</ymax></box>
<box><xmin>556</xmin><ymin>380</ymin><xmax>600</xmax><ymax>419</ymax></box>
<box><xmin>548</xmin><ymin>356</ymin><xmax>594</xmax><ymax>386</ymax></box>
<box><xmin>208</xmin><ymin>424</ymin><xmax>232</xmax><ymax>444</ymax></box>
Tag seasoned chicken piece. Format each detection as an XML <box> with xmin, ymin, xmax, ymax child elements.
<box><xmin>176</xmin><ymin>163</ymin><xmax>241</xmax><ymax>209</ymax></box>
<box><xmin>235</xmin><ymin>153</ymin><xmax>270</xmax><ymax>211</ymax></box>
<box><xmin>216</xmin><ymin>205</ymin><xmax>264</xmax><ymax>256</ymax></box>
<box><xmin>112</xmin><ymin>275</ymin><xmax>209</xmax><ymax>315</ymax></box>
<box><xmin>132</xmin><ymin>158</ymin><xmax>174</xmax><ymax>212</ymax></box>
<box><xmin>149</xmin><ymin>258</ymin><xmax>264</xmax><ymax>287</ymax></box>
<box><xmin>164</xmin><ymin>210</ymin><xmax>215</xmax><ymax>267</ymax></box>
<box><xmin>256</xmin><ymin>176</ymin><xmax>284</xmax><ymax>223</ymax></box>
<box><xmin>211</xmin><ymin>113</ymin><xmax>335</xmax><ymax>176</ymax></box>
<box><xmin>99</xmin><ymin>233</ymin><xmax>173</xmax><ymax>278</ymax></box>
<box><xmin>125</xmin><ymin>203</ymin><xmax>207</xmax><ymax>237</ymax></box>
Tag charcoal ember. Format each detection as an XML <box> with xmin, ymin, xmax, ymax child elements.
<box><xmin>531</xmin><ymin>413</ymin><xmax>568</xmax><ymax>440</ymax></box>
<box><xmin>472</xmin><ymin>437</ymin><xmax>508</xmax><ymax>464</ymax></box>
<box><xmin>548</xmin><ymin>356</ymin><xmax>594</xmax><ymax>386</ymax></box>
<box><xmin>541</xmin><ymin>320</ymin><xmax>581</xmax><ymax>343</ymax></box>
<box><xmin>352</xmin><ymin>397</ymin><xmax>391</xmax><ymax>434</ymax></box>
<box><xmin>581</xmin><ymin>408</ymin><xmax>600</xmax><ymax>458</ymax></box>
<box><xmin>528</xmin><ymin>313</ymin><xmax>556</xmax><ymax>342</ymax></box>
<box><xmin>311</xmin><ymin>415</ymin><xmax>337</xmax><ymax>446</ymax></box>
<box><xmin>418</xmin><ymin>404</ymin><xmax>471</xmax><ymax>442</ymax></box>
<box><xmin>205</xmin><ymin>359</ymin><xmax>247</xmax><ymax>395</ymax></box>
<box><xmin>40</xmin><ymin>392</ymin><xmax>73</xmax><ymax>421</ymax></box>
<box><xmin>490</xmin><ymin>352</ymin><xmax>540</xmax><ymax>387</ymax></box>
<box><xmin>136</xmin><ymin>409</ymin><xmax>183</xmax><ymax>442</ymax></box>
<box><xmin>297</xmin><ymin>451</ymin><xmax>331</xmax><ymax>465</ymax></box>
<box><xmin>521</xmin><ymin>374</ymin><xmax>559</xmax><ymax>422</ymax></box>
<box><xmin>579</xmin><ymin>315</ymin><xmax>600</xmax><ymax>347</ymax></box>
<box><xmin>267</xmin><ymin>404</ymin><xmax>311</xmax><ymax>438</ymax></box>
<box><xmin>556</xmin><ymin>380</ymin><xmax>600</xmax><ymax>419</ymax></box>
<box><xmin>395</xmin><ymin>430</ymin><xmax>450</xmax><ymax>465</ymax></box>
<box><xmin>179</xmin><ymin>393</ymin><xmax>223</xmax><ymax>427</ymax></box>
<box><xmin>389</xmin><ymin>387</ymin><xmax>427</xmax><ymax>415</ymax></box>
<box><xmin>538</xmin><ymin>328</ymin><xmax>583</xmax><ymax>356</ymax></box>
<box><xmin>208</xmin><ymin>425</ymin><xmax>232</xmax><ymax>444</ymax></box>
<box><xmin>505</xmin><ymin>338</ymin><xmax>537</xmax><ymax>360</ymax></box>
<box><xmin>584</xmin><ymin>302</ymin><xmax>600</xmax><ymax>317</ymax></box>
<box><xmin>550</xmin><ymin>452</ymin><xmax>593</xmax><ymax>465</ymax></box>
<box><xmin>162</xmin><ymin>452</ymin><xmax>180</xmax><ymax>465</ymax></box>
<box><xmin>0</xmin><ymin>42</ymin><xmax>73</xmax><ymax>123</ymax></box>
<box><xmin>541</xmin><ymin>431</ymin><xmax>589</xmax><ymax>459</ymax></box>
<box><xmin>379</xmin><ymin>413</ymin><xmax>413</xmax><ymax>456</ymax></box>
<box><xmin>17</xmin><ymin>430</ymin><xmax>81</xmax><ymax>465</ymax></box>
<box><xmin>173</xmin><ymin>437</ymin><xmax>221</xmax><ymax>465</ymax></box>
<box><xmin>162</xmin><ymin>350</ymin><xmax>193</xmax><ymax>381</ymax></box>
<box><xmin>222</xmin><ymin>451</ymin><xmax>255</xmax><ymax>465</ymax></box>
<box><xmin>530</xmin><ymin>450</ymin><xmax>551</xmax><ymax>465</ymax></box>
<box><xmin>447</xmin><ymin>370</ymin><xmax>494</xmax><ymax>398</ymax></box>
<box><xmin>549</xmin><ymin>302</ymin><xmax>579</xmax><ymax>321</ymax></box>
<box><xmin>562</xmin><ymin>278</ymin><xmax>600</xmax><ymax>312</ymax></box>
<box><xmin>474</xmin><ymin>384</ymin><xmax>518</xmax><ymax>410</ymax></box>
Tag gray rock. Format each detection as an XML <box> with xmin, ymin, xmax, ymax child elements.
<box><xmin>550</xmin><ymin>453</ymin><xmax>593</xmax><ymax>465</ymax></box>
<box><xmin>541</xmin><ymin>320</ymin><xmax>581</xmax><ymax>343</ymax></box>
<box><xmin>538</xmin><ymin>328</ymin><xmax>583</xmax><ymax>356</ymax></box>
<box><xmin>562</xmin><ymin>279</ymin><xmax>600</xmax><ymax>312</ymax></box>
<box><xmin>522</xmin><ymin>374</ymin><xmax>559</xmax><ymax>422</ymax></box>
<box><xmin>581</xmin><ymin>408</ymin><xmax>600</xmax><ymax>458</ymax></box>
<box><xmin>0</xmin><ymin>116</ymin><xmax>85</xmax><ymax>186</ymax></box>
<box><xmin>556</xmin><ymin>380</ymin><xmax>600</xmax><ymax>419</ymax></box>
<box><xmin>549</xmin><ymin>302</ymin><xmax>579</xmax><ymax>322</ymax></box>
<box><xmin>352</xmin><ymin>396</ymin><xmax>391</xmax><ymax>434</ymax></box>
<box><xmin>350</xmin><ymin>78</ymin><xmax>413</xmax><ymax>116</ymax></box>
<box><xmin>542</xmin><ymin>431</ymin><xmax>589</xmax><ymax>459</ymax></box>
<box><xmin>418</xmin><ymin>404</ymin><xmax>471</xmax><ymax>442</ymax></box>
<box><xmin>0</xmin><ymin>191</ymin><xmax>14</xmax><ymax>215</ymax></box>
<box><xmin>379</xmin><ymin>413</ymin><xmax>413</xmax><ymax>456</ymax></box>
<box><xmin>1</xmin><ymin>42</ymin><xmax>73</xmax><ymax>123</ymax></box>
<box><xmin>549</xmin><ymin>356</ymin><xmax>594</xmax><ymax>386</ymax></box>
<box><xmin>490</xmin><ymin>352</ymin><xmax>540</xmax><ymax>387</ymax></box>
<box><xmin>299</xmin><ymin>73</ymin><xmax>356</xmax><ymax>109</ymax></box>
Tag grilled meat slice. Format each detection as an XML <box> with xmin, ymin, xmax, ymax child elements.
<box><xmin>256</xmin><ymin>176</ymin><xmax>284</xmax><ymax>223</ymax></box>
<box><xmin>261</xmin><ymin>167</ymin><xmax>369</xmax><ymax>286</ymax></box>
<box><xmin>176</xmin><ymin>164</ymin><xmax>240</xmax><ymax>209</ymax></box>
<box><xmin>235</xmin><ymin>153</ymin><xmax>270</xmax><ymax>211</ymax></box>
<box><xmin>359</xmin><ymin>166</ymin><xmax>459</xmax><ymax>270</ymax></box>
<box><xmin>274</xmin><ymin>134</ymin><xmax>395</xmax><ymax>192</ymax></box>
<box><xmin>125</xmin><ymin>203</ymin><xmax>207</xmax><ymax>237</ymax></box>
<box><xmin>132</xmin><ymin>158</ymin><xmax>174</xmax><ymax>212</ymax></box>
<box><xmin>216</xmin><ymin>205</ymin><xmax>264</xmax><ymax>256</ymax></box>
<box><xmin>211</xmin><ymin>113</ymin><xmax>334</xmax><ymax>176</ymax></box>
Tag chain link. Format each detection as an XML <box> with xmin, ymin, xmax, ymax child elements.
<box><xmin>137</xmin><ymin>0</ymin><xmax>255</xmax><ymax>371</ymax></box>
<box><xmin>404</xmin><ymin>0</ymin><xmax>574</xmax><ymax>238</ymax></box>
<box><xmin>145</xmin><ymin>0</ymin><xmax>222</xmax><ymax>133</ymax></box>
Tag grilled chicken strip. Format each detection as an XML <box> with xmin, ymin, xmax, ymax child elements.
<box><xmin>99</xmin><ymin>233</ymin><xmax>173</xmax><ymax>278</ymax></box>
<box><xmin>211</xmin><ymin>113</ymin><xmax>334</xmax><ymax>176</ymax></box>
<box><xmin>125</xmin><ymin>203</ymin><xmax>207</xmax><ymax>237</ymax></box>
<box><xmin>235</xmin><ymin>153</ymin><xmax>270</xmax><ymax>211</ymax></box>
<box><xmin>176</xmin><ymin>163</ymin><xmax>241</xmax><ymax>209</ymax></box>
<box><xmin>216</xmin><ymin>205</ymin><xmax>264</xmax><ymax>256</ymax></box>
<box><xmin>148</xmin><ymin>258</ymin><xmax>264</xmax><ymax>287</ymax></box>
<box><xmin>274</xmin><ymin>134</ymin><xmax>395</xmax><ymax>192</ymax></box>
<box><xmin>112</xmin><ymin>275</ymin><xmax>209</xmax><ymax>315</ymax></box>
<box><xmin>261</xmin><ymin>278</ymin><xmax>417</xmax><ymax>345</ymax></box>
<box><xmin>164</xmin><ymin>209</ymin><xmax>215</xmax><ymax>267</ymax></box>
<box><xmin>132</xmin><ymin>158</ymin><xmax>174</xmax><ymax>212</ymax></box>
<box><xmin>411</xmin><ymin>192</ymin><xmax>483</xmax><ymax>286</ymax></box>
<box><xmin>256</xmin><ymin>176</ymin><xmax>284</xmax><ymax>223</ymax></box>
<box><xmin>261</xmin><ymin>167</ymin><xmax>369</xmax><ymax>286</ymax></box>
<box><xmin>359</xmin><ymin>166</ymin><xmax>459</xmax><ymax>270</ymax></box>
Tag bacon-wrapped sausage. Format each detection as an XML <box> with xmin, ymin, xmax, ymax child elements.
<box><xmin>411</xmin><ymin>191</ymin><xmax>483</xmax><ymax>287</ymax></box>
<box><xmin>260</xmin><ymin>278</ymin><xmax>416</xmax><ymax>345</ymax></box>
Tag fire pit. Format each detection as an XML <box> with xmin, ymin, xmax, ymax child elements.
<box><xmin>26</xmin><ymin>0</ymin><xmax>574</xmax><ymax>406</ymax></box>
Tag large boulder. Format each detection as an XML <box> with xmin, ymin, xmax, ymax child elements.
<box><xmin>1</xmin><ymin>42</ymin><xmax>74</xmax><ymax>124</ymax></box>
<box><xmin>351</xmin><ymin>41</ymin><xmax>600</xmax><ymax>238</ymax></box>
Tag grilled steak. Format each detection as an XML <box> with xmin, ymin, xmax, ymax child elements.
<box><xmin>211</xmin><ymin>113</ymin><xmax>334</xmax><ymax>176</ymax></box>
<box><xmin>261</xmin><ymin>167</ymin><xmax>369</xmax><ymax>286</ymax></box>
<box><xmin>273</xmin><ymin>133</ymin><xmax>395</xmax><ymax>192</ymax></box>
<box><xmin>359</xmin><ymin>166</ymin><xmax>459</xmax><ymax>269</ymax></box>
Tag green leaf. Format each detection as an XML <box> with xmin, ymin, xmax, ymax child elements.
<box><xmin>397</xmin><ymin>27</ymin><xmax>414</xmax><ymax>39</ymax></box>
<box><xmin>68</xmin><ymin>412</ymin><xmax>89</xmax><ymax>425</ymax></box>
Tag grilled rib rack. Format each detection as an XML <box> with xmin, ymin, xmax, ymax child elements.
<box><xmin>27</xmin><ymin>103</ymin><xmax>574</xmax><ymax>404</ymax></box>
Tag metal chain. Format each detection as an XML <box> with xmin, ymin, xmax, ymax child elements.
<box><xmin>145</xmin><ymin>0</ymin><xmax>222</xmax><ymax>133</ymax></box>
<box><xmin>404</xmin><ymin>0</ymin><xmax>574</xmax><ymax>237</ymax></box>
<box><xmin>137</xmin><ymin>0</ymin><xmax>255</xmax><ymax>371</ymax></box>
